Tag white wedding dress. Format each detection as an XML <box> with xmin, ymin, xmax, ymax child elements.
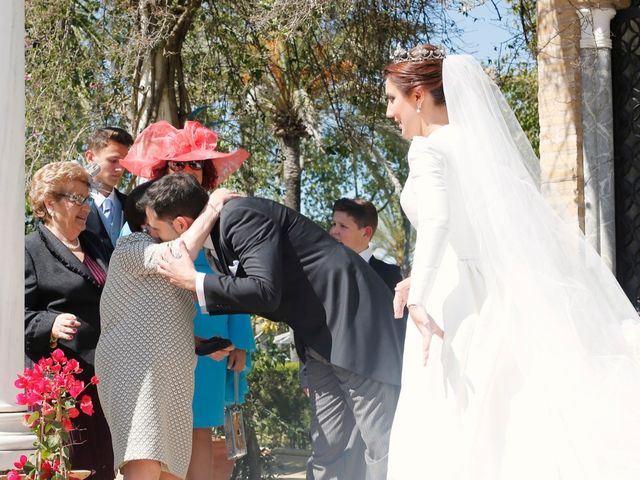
<box><xmin>386</xmin><ymin>120</ymin><xmax>640</xmax><ymax>479</ymax></box>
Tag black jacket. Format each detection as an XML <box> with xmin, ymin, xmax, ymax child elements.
<box><xmin>202</xmin><ymin>197</ymin><xmax>406</xmax><ymax>386</ymax></box>
<box><xmin>24</xmin><ymin>224</ymin><xmax>109</xmax><ymax>372</ymax></box>
<box><xmin>85</xmin><ymin>189</ymin><xmax>127</xmax><ymax>259</ymax></box>
<box><xmin>369</xmin><ymin>256</ymin><xmax>402</xmax><ymax>293</ymax></box>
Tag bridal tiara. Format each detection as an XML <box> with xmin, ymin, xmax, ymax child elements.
<box><xmin>390</xmin><ymin>45</ymin><xmax>446</xmax><ymax>64</ymax></box>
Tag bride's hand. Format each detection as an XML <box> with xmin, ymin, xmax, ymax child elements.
<box><xmin>408</xmin><ymin>304</ymin><xmax>444</xmax><ymax>366</ymax></box>
<box><xmin>393</xmin><ymin>277</ymin><xmax>411</xmax><ymax>319</ymax></box>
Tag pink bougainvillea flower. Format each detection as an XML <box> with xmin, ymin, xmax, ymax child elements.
<box><xmin>38</xmin><ymin>357</ymin><xmax>53</xmax><ymax>369</ymax></box>
<box><xmin>63</xmin><ymin>358</ymin><xmax>80</xmax><ymax>375</ymax></box>
<box><xmin>14</xmin><ymin>376</ymin><xmax>27</xmax><ymax>389</ymax></box>
<box><xmin>61</xmin><ymin>417</ymin><xmax>73</xmax><ymax>432</ymax></box>
<box><xmin>31</xmin><ymin>378</ymin><xmax>49</xmax><ymax>395</ymax></box>
<box><xmin>41</xmin><ymin>402</ymin><xmax>54</xmax><ymax>417</ymax></box>
<box><xmin>13</xmin><ymin>350</ymin><xmax>101</xmax><ymax>475</ymax></box>
<box><xmin>69</xmin><ymin>380</ymin><xmax>85</xmax><ymax>399</ymax></box>
<box><xmin>26</xmin><ymin>392</ymin><xmax>42</xmax><ymax>405</ymax></box>
<box><xmin>40</xmin><ymin>460</ymin><xmax>54</xmax><ymax>480</ymax></box>
<box><xmin>80</xmin><ymin>395</ymin><xmax>94</xmax><ymax>416</ymax></box>
<box><xmin>51</xmin><ymin>349</ymin><xmax>66</xmax><ymax>363</ymax></box>
<box><xmin>13</xmin><ymin>454</ymin><xmax>28</xmax><ymax>469</ymax></box>
<box><xmin>90</xmin><ymin>375</ymin><xmax>99</xmax><ymax>385</ymax></box>
<box><xmin>7</xmin><ymin>469</ymin><xmax>21</xmax><ymax>480</ymax></box>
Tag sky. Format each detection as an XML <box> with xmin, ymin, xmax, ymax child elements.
<box><xmin>443</xmin><ymin>0</ymin><xmax>523</xmax><ymax>64</ymax></box>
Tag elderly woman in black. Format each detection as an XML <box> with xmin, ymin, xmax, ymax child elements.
<box><xmin>25</xmin><ymin>161</ymin><xmax>114</xmax><ymax>479</ymax></box>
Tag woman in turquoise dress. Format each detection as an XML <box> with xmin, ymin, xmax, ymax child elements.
<box><xmin>188</xmin><ymin>249</ymin><xmax>255</xmax><ymax>480</ymax></box>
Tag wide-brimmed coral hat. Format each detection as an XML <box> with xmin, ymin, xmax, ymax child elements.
<box><xmin>121</xmin><ymin>120</ymin><xmax>249</xmax><ymax>186</ymax></box>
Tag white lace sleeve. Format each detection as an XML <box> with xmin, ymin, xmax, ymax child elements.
<box><xmin>407</xmin><ymin>142</ymin><xmax>450</xmax><ymax>306</ymax></box>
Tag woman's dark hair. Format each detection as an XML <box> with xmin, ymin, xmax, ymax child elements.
<box><xmin>383</xmin><ymin>44</ymin><xmax>446</xmax><ymax>105</ymax></box>
<box><xmin>200</xmin><ymin>160</ymin><xmax>218</xmax><ymax>190</ymax></box>
<box><xmin>124</xmin><ymin>180</ymin><xmax>156</xmax><ymax>233</ymax></box>
<box><xmin>151</xmin><ymin>159</ymin><xmax>218</xmax><ymax>191</ymax></box>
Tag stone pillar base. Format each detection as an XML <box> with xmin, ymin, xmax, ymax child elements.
<box><xmin>0</xmin><ymin>412</ymin><xmax>35</xmax><ymax>469</ymax></box>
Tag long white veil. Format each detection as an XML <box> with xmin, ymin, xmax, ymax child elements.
<box><xmin>440</xmin><ymin>55</ymin><xmax>640</xmax><ymax>477</ymax></box>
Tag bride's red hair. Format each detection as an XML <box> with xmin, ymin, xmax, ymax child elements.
<box><xmin>383</xmin><ymin>44</ymin><xmax>446</xmax><ymax>105</ymax></box>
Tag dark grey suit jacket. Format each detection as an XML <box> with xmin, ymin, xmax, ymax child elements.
<box><xmin>85</xmin><ymin>188</ymin><xmax>127</xmax><ymax>259</ymax></box>
<box><xmin>369</xmin><ymin>256</ymin><xmax>402</xmax><ymax>293</ymax></box>
<box><xmin>202</xmin><ymin>197</ymin><xmax>406</xmax><ymax>386</ymax></box>
<box><xmin>24</xmin><ymin>224</ymin><xmax>109</xmax><ymax>374</ymax></box>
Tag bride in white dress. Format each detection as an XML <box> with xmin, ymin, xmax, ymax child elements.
<box><xmin>384</xmin><ymin>45</ymin><xmax>640</xmax><ymax>480</ymax></box>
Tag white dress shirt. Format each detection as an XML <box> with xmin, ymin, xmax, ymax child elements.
<box><xmin>91</xmin><ymin>189</ymin><xmax>122</xmax><ymax>246</ymax></box>
<box><xmin>195</xmin><ymin>238</ymin><xmax>216</xmax><ymax>313</ymax></box>
<box><xmin>359</xmin><ymin>247</ymin><xmax>373</xmax><ymax>263</ymax></box>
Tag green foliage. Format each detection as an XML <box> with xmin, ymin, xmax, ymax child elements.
<box><xmin>497</xmin><ymin>64</ymin><xmax>540</xmax><ymax>156</ymax></box>
<box><xmin>244</xmin><ymin>345</ymin><xmax>311</xmax><ymax>450</ymax></box>
<box><xmin>25</xmin><ymin>0</ymin><xmax>131</xmax><ymax>181</ymax></box>
<box><xmin>227</xmin><ymin>335</ymin><xmax>309</xmax><ymax>479</ymax></box>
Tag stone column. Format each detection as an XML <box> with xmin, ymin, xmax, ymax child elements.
<box><xmin>0</xmin><ymin>0</ymin><xmax>35</xmax><ymax>469</ymax></box>
<box><xmin>537</xmin><ymin>0</ymin><xmax>584</xmax><ymax>231</ymax></box>
<box><xmin>578</xmin><ymin>7</ymin><xmax>617</xmax><ymax>272</ymax></box>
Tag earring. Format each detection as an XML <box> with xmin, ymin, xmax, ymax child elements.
<box><xmin>417</xmin><ymin>102</ymin><xmax>422</xmax><ymax>113</ymax></box>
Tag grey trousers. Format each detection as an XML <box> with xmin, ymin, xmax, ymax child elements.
<box><xmin>305</xmin><ymin>348</ymin><xmax>400</xmax><ymax>480</ymax></box>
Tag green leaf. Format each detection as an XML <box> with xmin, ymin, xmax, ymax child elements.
<box><xmin>26</xmin><ymin>411</ymin><xmax>40</xmax><ymax>424</ymax></box>
<box><xmin>47</xmin><ymin>433</ymin><xmax>61</xmax><ymax>449</ymax></box>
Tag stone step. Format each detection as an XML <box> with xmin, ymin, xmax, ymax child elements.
<box><xmin>0</xmin><ymin>413</ymin><xmax>31</xmax><ymax>434</ymax></box>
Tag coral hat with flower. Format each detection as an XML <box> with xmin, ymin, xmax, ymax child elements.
<box><xmin>121</xmin><ymin>120</ymin><xmax>249</xmax><ymax>186</ymax></box>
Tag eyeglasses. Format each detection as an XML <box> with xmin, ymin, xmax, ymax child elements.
<box><xmin>167</xmin><ymin>160</ymin><xmax>204</xmax><ymax>171</ymax></box>
<box><xmin>55</xmin><ymin>192</ymin><xmax>93</xmax><ymax>206</ymax></box>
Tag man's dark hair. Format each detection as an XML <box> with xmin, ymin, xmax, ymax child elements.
<box><xmin>87</xmin><ymin>127</ymin><xmax>134</xmax><ymax>151</ymax></box>
<box><xmin>332</xmin><ymin>198</ymin><xmax>378</xmax><ymax>233</ymax></box>
<box><xmin>124</xmin><ymin>180</ymin><xmax>156</xmax><ymax>233</ymax></box>
<box><xmin>141</xmin><ymin>173</ymin><xmax>208</xmax><ymax>222</ymax></box>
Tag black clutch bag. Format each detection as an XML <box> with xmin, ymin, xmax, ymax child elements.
<box><xmin>195</xmin><ymin>336</ymin><xmax>233</xmax><ymax>356</ymax></box>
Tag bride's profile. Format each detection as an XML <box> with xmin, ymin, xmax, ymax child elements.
<box><xmin>384</xmin><ymin>44</ymin><xmax>640</xmax><ymax>480</ymax></box>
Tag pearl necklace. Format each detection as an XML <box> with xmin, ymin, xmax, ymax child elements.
<box><xmin>61</xmin><ymin>238</ymin><xmax>81</xmax><ymax>250</ymax></box>
<box><xmin>45</xmin><ymin>225</ymin><xmax>81</xmax><ymax>250</ymax></box>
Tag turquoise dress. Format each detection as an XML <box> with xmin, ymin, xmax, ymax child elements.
<box><xmin>192</xmin><ymin>249</ymin><xmax>255</xmax><ymax>428</ymax></box>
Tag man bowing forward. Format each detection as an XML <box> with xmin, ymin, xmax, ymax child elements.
<box><xmin>147</xmin><ymin>175</ymin><xmax>406</xmax><ymax>480</ymax></box>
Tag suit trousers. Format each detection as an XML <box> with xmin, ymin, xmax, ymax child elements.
<box><xmin>305</xmin><ymin>348</ymin><xmax>400</xmax><ymax>480</ymax></box>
